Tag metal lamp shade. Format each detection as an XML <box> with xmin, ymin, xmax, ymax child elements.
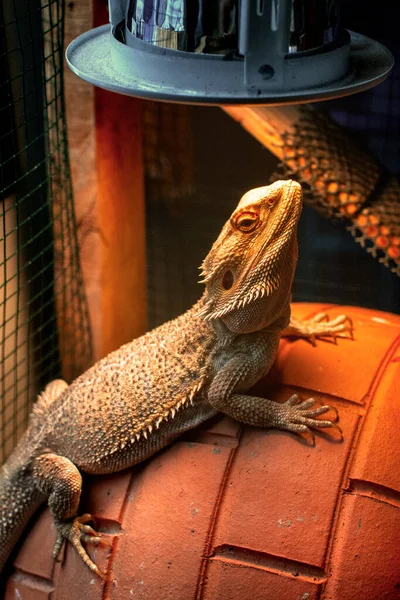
<box><xmin>66</xmin><ymin>0</ymin><xmax>394</xmax><ymax>105</ymax></box>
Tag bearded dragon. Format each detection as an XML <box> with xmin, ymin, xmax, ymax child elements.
<box><xmin>0</xmin><ymin>180</ymin><xmax>351</xmax><ymax>580</ymax></box>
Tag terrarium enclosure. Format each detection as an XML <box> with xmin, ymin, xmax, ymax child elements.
<box><xmin>0</xmin><ymin>0</ymin><xmax>398</xmax><ymax>464</ymax></box>
<box><xmin>0</xmin><ymin>0</ymin><xmax>400</xmax><ymax>597</ymax></box>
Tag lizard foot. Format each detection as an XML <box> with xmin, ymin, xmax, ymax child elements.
<box><xmin>278</xmin><ymin>394</ymin><xmax>342</xmax><ymax>444</ymax></box>
<box><xmin>54</xmin><ymin>513</ymin><xmax>108</xmax><ymax>579</ymax></box>
<box><xmin>292</xmin><ymin>313</ymin><xmax>353</xmax><ymax>346</ymax></box>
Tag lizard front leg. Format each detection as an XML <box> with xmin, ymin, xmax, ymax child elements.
<box><xmin>32</xmin><ymin>453</ymin><xmax>107</xmax><ymax>579</ymax></box>
<box><xmin>208</xmin><ymin>356</ymin><xmax>340</xmax><ymax>442</ymax></box>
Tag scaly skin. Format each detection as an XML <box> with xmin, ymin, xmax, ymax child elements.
<box><xmin>0</xmin><ymin>180</ymin><xmax>352</xmax><ymax>579</ymax></box>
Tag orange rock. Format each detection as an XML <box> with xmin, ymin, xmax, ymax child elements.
<box><xmin>3</xmin><ymin>304</ymin><xmax>400</xmax><ymax>600</ymax></box>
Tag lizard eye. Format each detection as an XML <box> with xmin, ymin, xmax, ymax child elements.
<box><xmin>234</xmin><ymin>211</ymin><xmax>259</xmax><ymax>233</ymax></box>
<box><xmin>222</xmin><ymin>269</ymin><xmax>234</xmax><ymax>290</ymax></box>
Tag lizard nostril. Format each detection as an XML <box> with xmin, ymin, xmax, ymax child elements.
<box><xmin>222</xmin><ymin>270</ymin><xmax>234</xmax><ymax>290</ymax></box>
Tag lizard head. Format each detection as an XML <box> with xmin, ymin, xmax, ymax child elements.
<box><xmin>199</xmin><ymin>180</ymin><xmax>302</xmax><ymax>334</ymax></box>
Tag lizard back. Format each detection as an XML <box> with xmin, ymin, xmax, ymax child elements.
<box><xmin>35</xmin><ymin>299</ymin><xmax>217</xmax><ymax>472</ymax></box>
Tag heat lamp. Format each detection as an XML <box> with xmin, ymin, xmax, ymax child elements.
<box><xmin>66</xmin><ymin>0</ymin><xmax>394</xmax><ymax>105</ymax></box>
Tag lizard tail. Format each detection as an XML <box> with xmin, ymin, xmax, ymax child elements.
<box><xmin>0</xmin><ymin>464</ymin><xmax>45</xmax><ymax>576</ymax></box>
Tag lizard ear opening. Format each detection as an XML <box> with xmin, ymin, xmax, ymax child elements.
<box><xmin>222</xmin><ymin>270</ymin><xmax>234</xmax><ymax>290</ymax></box>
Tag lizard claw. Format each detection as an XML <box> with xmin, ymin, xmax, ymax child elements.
<box><xmin>54</xmin><ymin>513</ymin><xmax>109</xmax><ymax>579</ymax></box>
<box><xmin>329</xmin><ymin>404</ymin><xmax>339</xmax><ymax>421</ymax></box>
<box><xmin>312</xmin><ymin>313</ymin><xmax>354</xmax><ymax>341</ymax></box>
<box><xmin>311</xmin><ymin>399</ymin><xmax>339</xmax><ymax>422</ymax></box>
<box><xmin>329</xmin><ymin>422</ymin><xmax>343</xmax><ymax>439</ymax></box>
<box><xmin>279</xmin><ymin>394</ymin><xmax>341</xmax><ymax>440</ymax></box>
<box><xmin>293</xmin><ymin>313</ymin><xmax>354</xmax><ymax>343</ymax></box>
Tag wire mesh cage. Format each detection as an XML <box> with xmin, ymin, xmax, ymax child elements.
<box><xmin>0</xmin><ymin>0</ymin><xmax>92</xmax><ymax>463</ymax></box>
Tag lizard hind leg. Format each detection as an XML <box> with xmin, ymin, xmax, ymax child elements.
<box><xmin>32</xmin><ymin>453</ymin><xmax>107</xmax><ymax>579</ymax></box>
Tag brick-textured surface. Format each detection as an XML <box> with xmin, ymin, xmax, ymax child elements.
<box><xmin>323</xmin><ymin>495</ymin><xmax>400</xmax><ymax>600</ymax></box>
<box><xmin>211</xmin><ymin>398</ymin><xmax>359</xmax><ymax>569</ymax></box>
<box><xmin>273</xmin><ymin>304</ymin><xmax>400</xmax><ymax>403</ymax></box>
<box><xmin>114</xmin><ymin>441</ymin><xmax>236</xmax><ymax>599</ymax></box>
<box><xmin>349</xmin><ymin>360</ymin><xmax>400</xmax><ymax>494</ymax></box>
<box><xmin>2</xmin><ymin>304</ymin><xmax>400</xmax><ymax>600</ymax></box>
<box><xmin>203</xmin><ymin>559</ymin><xmax>321</xmax><ymax>600</ymax></box>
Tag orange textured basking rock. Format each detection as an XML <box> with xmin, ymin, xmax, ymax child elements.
<box><xmin>3</xmin><ymin>303</ymin><xmax>400</xmax><ymax>600</ymax></box>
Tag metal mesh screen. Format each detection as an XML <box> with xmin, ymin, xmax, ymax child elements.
<box><xmin>0</xmin><ymin>0</ymin><xmax>92</xmax><ymax>463</ymax></box>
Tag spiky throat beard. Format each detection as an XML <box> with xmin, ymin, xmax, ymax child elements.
<box><xmin>199</xmin><ymin>231</ymin><xmax>297</xmax><ymax>323</ymax></box>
